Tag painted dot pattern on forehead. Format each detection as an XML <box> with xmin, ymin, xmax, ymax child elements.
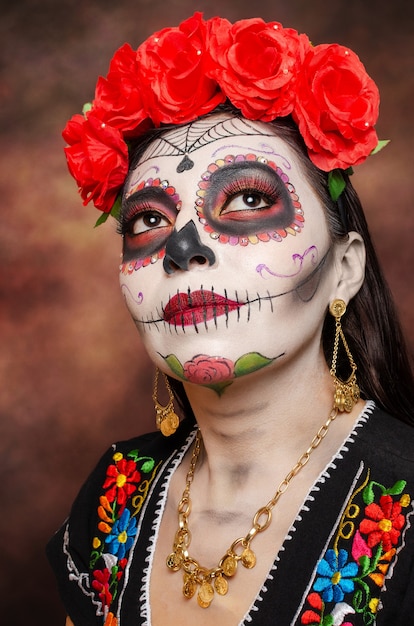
<box><xmin>126</xmin><ymin>176</ymin><xmax>182</xmax><ymax>208</ymax></box>
<box><xmin>195</xmin><ymin>154</ymin><xmax>304</xmax><ymax>246</ymax></box>
<box><xmin>120</xmin><ymin>177</ymin><xmax>181</xmax><ymax>274</ymax></box>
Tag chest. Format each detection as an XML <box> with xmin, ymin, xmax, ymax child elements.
<box><xmin>149</xmin><ymin>497</ymin><xmax>290</xmax><ymax>626</ymax></box>
<box><xmin>96</xmin><ymin>414</ymin><xmax>414</xmax><ymax>625</ymax></box>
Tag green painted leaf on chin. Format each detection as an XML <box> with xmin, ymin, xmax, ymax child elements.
<box><xmin>234</xmin><ymin>352</ymin><xmax>274</xmax><ymax>377</ymax></box>
<box><xmin>206</xmin><ymin>380</ymin><xmax>234</xmax><ymax>397</ymax></box>
<box><xmin>163</xmin><ymin>354</ymin><xmax>185</xmax><ymax>379</ymax></box>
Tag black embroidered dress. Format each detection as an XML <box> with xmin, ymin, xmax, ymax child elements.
<box><xmin>47</xmin><ymin>402</ymin><xmax>414</xmax><ymax>625</ymax></box>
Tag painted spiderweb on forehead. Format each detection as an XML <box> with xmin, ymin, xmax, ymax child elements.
<box><xmin>140</xmin><ymin>116</ymin><xmax>275</xmax><ymax>172</ymax></box>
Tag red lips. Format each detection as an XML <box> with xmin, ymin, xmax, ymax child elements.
<box><xmin>163</xmin><ymin>290</ymin><xmax>242</xmax><ymax>326</ymax></box>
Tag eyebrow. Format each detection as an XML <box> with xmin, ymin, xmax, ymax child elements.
<box><xmin>210</xmin><ymin>143</ymin><xmax>294</xmax><ymax>172</ymax></box>
<box><xmin>206</xmin><ymin>160</ymin><xmax>288</xmax><ymax>188</ymax></box>
<box><xmin>120</xmin><ymin>185</ymin><xmax>178</xmax><ymax>220</ymax></box>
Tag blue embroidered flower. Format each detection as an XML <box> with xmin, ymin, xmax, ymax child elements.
<box><xmin>313</xmin><ymin>548</ymin><xmax>358</xmax><ymax>603</ymax></box>
<box><xmin>105</xmin><ymin>508</ymin><xmax>138</xmax><ymax>559</ymax></box>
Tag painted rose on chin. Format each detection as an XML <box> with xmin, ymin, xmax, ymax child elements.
<box><xmin>162</xmin><ymin>351</ymin><xmax>278</xmax><ymax>395</ymax></box>
<box><xmin>183</xmin><ymin>355</ymin><xmax>234</xmax><ymax>385</ymax></box>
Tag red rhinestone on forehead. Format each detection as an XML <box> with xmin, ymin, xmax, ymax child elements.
<box><xmin>127</xmin><ymin>177</ymin><xmax>181</xmax><ymax>208</ymax></box>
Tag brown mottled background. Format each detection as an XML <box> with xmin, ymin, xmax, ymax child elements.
<box><xmin>1</xmin><ymin>0</ymin><xmax>413</xmax><ymax>623</ymax></box>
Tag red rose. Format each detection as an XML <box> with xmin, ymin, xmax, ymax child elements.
<box><xmin>63</xmin><ymin>112</ymin><xmax>128</xmax><ymax>212</ymax></box>
<box><xmin>293</xmin><ymin>43</ymin><xmax>379</xmax><ymax>170</ymax></box>
<box><xmin>206</xmin><ymin>17</ymin><xmax>310</xmax><ymax>121</ymax></box>
<box><xmin>136</xmin><ymin>12</ymin><xmax>225</xmax><ymax>125</ymax></box>
<box><xmin>183</xmin><ymin>354</ymin><xmax>234</xmax><ymax>385</ymax></box>
<box><xmin>92</xmin><ymin>43</ymin><xmax>150</xmax><ymax>138</ymax></box>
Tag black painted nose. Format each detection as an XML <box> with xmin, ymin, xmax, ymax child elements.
<box><xmin>163</xmin><ymin>220</ymin><xmax>216</xmax><ymax>274</ymax></box>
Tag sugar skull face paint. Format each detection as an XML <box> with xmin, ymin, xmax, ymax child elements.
<box><xmin>196</xmin><ymin>155</ymin><xmax>304</xmax><ymax>246</ymax></box>
<box><xmin>119</xmin><ymin>176</ymin><xmax>181</xmax><ymax>268</ymax></box>
<box><xmin>119</xmin><ymin>113</ymin><xmax>336</xmax><ymax>383</ymax></box>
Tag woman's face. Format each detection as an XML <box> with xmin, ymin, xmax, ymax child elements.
<box><xmin>119</xmin><ymin>113</ymin><xmax>337</xmax><ymax>393</ymax></box>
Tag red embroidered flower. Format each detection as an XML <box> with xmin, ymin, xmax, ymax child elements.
<box><xmin>293</xmin><ymin>43</ymin><xmax>379</xmax><ymax>171</ymax></box>
<box><xmin>92</xmin><ymin>568</ymin><xmax>112</xmax><ymax>607</ymax></box>
<box><xmin>63</xmin><ymin>112</ymin><xmax>128</xmax><ymax>213</ymax></box>
<box><xmin>183</xmin><ymin>354</ymin><xmax>234</xmax><ymax>385</ymax></box>
<box><xmin>136</xmin><ymin>12</ymin><xmax>224</xmax><ymax>125</ymax></box>
<box><xmin>103</xmin><ymin>456</ymin><xmax>142</xmax><ymax>512</ymax></box>
<box><xmin>359</xmin><ymin>494</ymin><xmax>406</xmax><ymax>552</ymax></box>
<box><xmin>92</xmin><ymin>43</ymin><xmax>150</xmax><ymax>138</ymax></box>
<box><xmin>301</xmin><ymin>592</ymin><xmax>323</xmax><ymax>624</ymax></box>
<box><xmin>207</xmin><ymin>17</ymin><xmax>309</xmax><ymax>121</ymax></box>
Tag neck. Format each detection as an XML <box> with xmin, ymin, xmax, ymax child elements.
<box><xmin>182</xmin><ymin>348</ymin><xmax>340</xmax><ymax>487</ymax></box>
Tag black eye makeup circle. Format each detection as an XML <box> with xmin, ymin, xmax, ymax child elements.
<box><xmin>195</xmin><ymin>155</ymin><xmax>304</xmax><ymax>246</ymax></box>
<box><xmin>119</xmin><ymin>178</ymin><xmax>180</xmax><ymax>266</ymax></box>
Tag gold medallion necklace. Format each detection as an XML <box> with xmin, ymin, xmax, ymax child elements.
<box><xmin>166</xmin><ymin>406</ymin><xmax>339</xmax><ymax>608</ymax></box>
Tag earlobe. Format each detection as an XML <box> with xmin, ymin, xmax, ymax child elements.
<box><xmin>330</xmin><ymin>231</ymin><xmax>366</xmax><ymax>303</ymax></box>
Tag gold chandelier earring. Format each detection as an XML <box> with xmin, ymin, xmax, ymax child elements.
<box><xmin>329</xmin><ymin>299</ymin><xmax>360</xmax><ymax>412</ymax></box>
<box><xmin>153</xmin><ymin>368</ymin><xmax>180</xmax><ymax>436</ymax></box>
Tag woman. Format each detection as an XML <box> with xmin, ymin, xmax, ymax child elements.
<box><xmin>47</xmin><ymin>13</ymin><xmax>414</xmax><ymax>626</ymax></box>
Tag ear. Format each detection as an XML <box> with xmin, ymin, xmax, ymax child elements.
<box><xmin>329</xmin><ymin>231</ymin><xmax>366</xmax><ymax>303</ymax></box>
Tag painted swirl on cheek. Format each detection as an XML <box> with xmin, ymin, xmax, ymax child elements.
<box><xmin>256</xmin><ymin>246</ymin><xmax>319</xmax><ymax>279</ymax></box>
<box><xmin>195</xmin><ymin>155</ymin><xmax>304</xmax><ymax>245</ymax></box>
<box><xmin>119</xmin><ymin>284</ymin><xmax>144</xmax><ymax>305</ymax></box>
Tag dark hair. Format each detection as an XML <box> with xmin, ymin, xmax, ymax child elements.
<box><xmin>126</xmin><ymin>110</ymin><xmax>414</xmax><ymax>426</ymax></box>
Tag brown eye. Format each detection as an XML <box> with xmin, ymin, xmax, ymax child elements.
<box><xmin>221</xmin><ymin>191</ymin><xmax>271</xmax><ymax>215</ymax></box>
<box><xmin>201</xmin><ymin>161</ymin><xmax>295</xmax><ymax>237</ymax></box>
<box><xmin>133</xmin><ymin>211</ymin><xmax>167</xmax><ymax>233</ymax></box>
<box><xmin>244</xmin><ymin>193</ymin><xmax>262</xmax><ymax>208</ymax></box>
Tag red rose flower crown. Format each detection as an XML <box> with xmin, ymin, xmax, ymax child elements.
<box><xmin>62</xmin><ymin>12</ymin><xmax>387</xmax><ymax>224</ymax></box>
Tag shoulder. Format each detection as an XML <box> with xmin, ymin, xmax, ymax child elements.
<box><xmin>357</xmin><ymin>403</ymin><xmax>414</xmax><ymax>465</ymax></box>
<box><xmin>86</xmin><ymin>417</ymin><xmax>195</xmax><ymax>484</ymax></box>
<box><xmin>46</xmin><ymin>418</ymin><xmax>196</xmax><ymax>623</ymax></box>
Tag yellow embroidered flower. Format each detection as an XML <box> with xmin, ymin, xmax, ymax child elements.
<box><xmin>400</xmin><ymin>493</ymin><xmax>411</xmax><ymax>508</ymax></box>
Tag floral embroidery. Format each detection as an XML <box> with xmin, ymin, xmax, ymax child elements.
<box><xmin>103</xmin><ymin>612</ymin><xmax>118</xmax><ymax>626</ymax></box>
<box><xmin>102</xmin><ymin>455</ymin><xmax>142</xmax><ymax>513</ymax></box>
<box><xmin>89</xmin><ymin>447</ymin><xmax>161</xmax><ymax>621</ymax></box>
<box><xmin>314</xmin><ymin>549</ymin><xmax>358</xmax><ymax>603</ymax></box>
<box><xmin>359</xmin><ymin>494</ymin><xmax>405</xmax><ymax>552</ymax></box>
<box><xmin>299</xmin><ymin>471</ymin><xmax>412</xmax><ymax>625</ymax></box>
<box><xmin>105</xmin><ymin>509</ymin><xmax>138</xmax><ymax>559</ymax></box>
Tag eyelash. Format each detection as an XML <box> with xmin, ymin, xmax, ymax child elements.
<box><xmin>220</xmin><ymin>175</ymin><xmax>280</xmax><ymax>210</ymax></box>
<box><xmin>117</xmin><ymin>202</ymin><xmax>168</xmax><ymax>236</ymax></box>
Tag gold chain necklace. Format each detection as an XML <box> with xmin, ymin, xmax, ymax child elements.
<box><xmin>166</xmin><ymin>406</ymin><xmax>339</xmax><ymax>608</ymax></box>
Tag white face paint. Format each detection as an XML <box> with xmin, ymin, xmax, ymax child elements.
<box><xmin>119</xmin><ymin>113</ymin><xmax>336</xmax><ymax>392</ymax></box>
